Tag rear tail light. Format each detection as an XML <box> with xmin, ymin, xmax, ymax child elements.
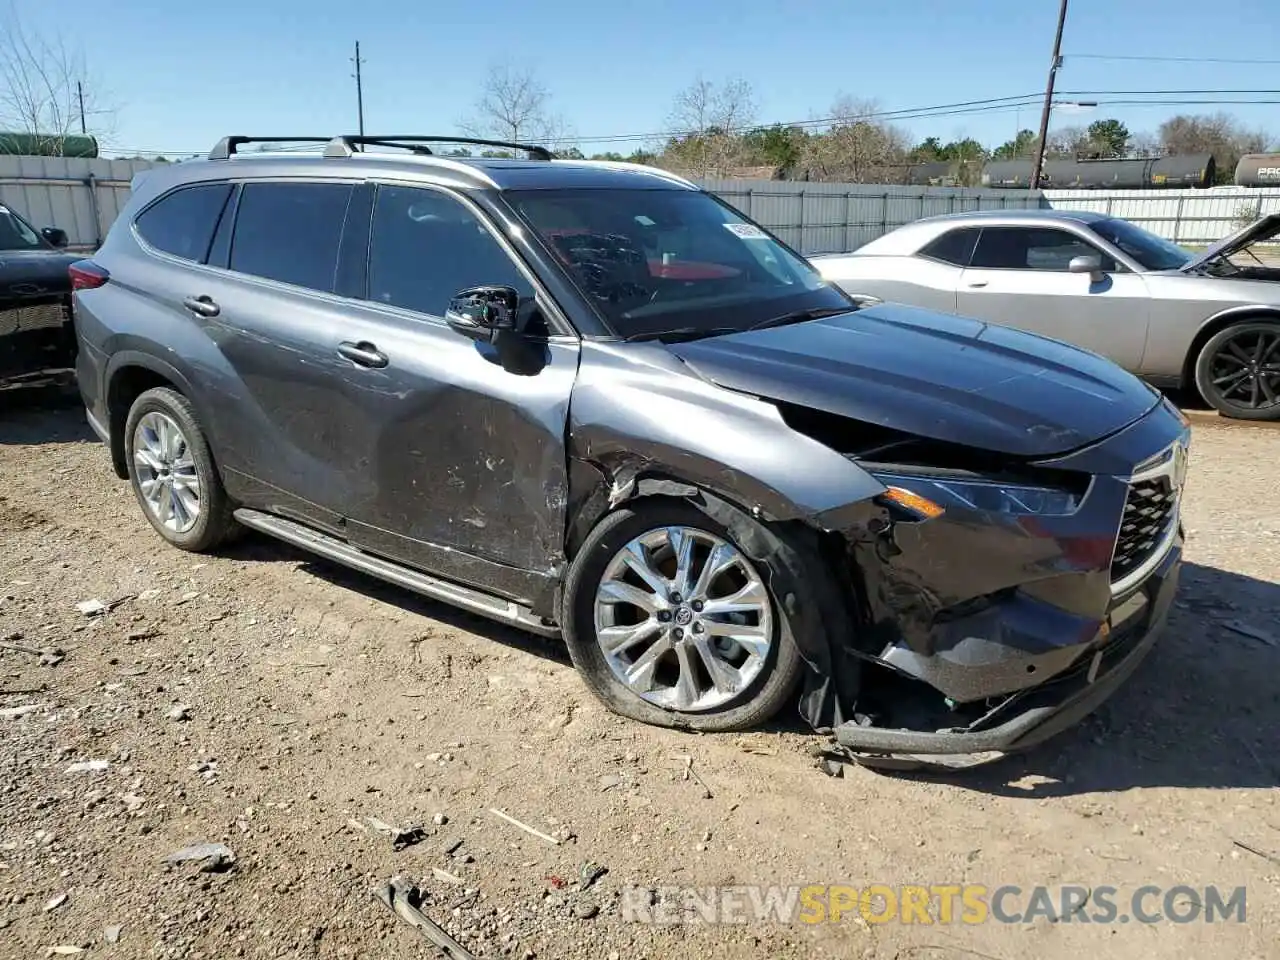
<box><xmin>69</xmin><ymin>260</ymin><xmax>110</xmax><ymax>290</ymax></box>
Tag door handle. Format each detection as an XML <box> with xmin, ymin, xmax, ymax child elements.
<box><xmin>966</xmin><ymin>281</ymin><xmax>989</xmax><ymax>288</ymax></box>
<box><xmin>337</xmin><ymin>340</ymin><xmax>389</xmax><ymax>369</ymax></box>
<box><xmin>182</xmin><ymin>295</ymin><xmax>220</xmax><ymax>317</ymax></box>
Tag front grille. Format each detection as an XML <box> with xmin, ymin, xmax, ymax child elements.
<box><xmin>1111</xmin><ymin>475</ymin><xmax>1177</xmax><ymax>583</ymax></box>
<box><xmin>0</xmin><ymin>302</ymin><xmax>69</xmax><ymax>336</ymax></box>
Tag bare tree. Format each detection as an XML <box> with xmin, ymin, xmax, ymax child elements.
<box><xmin>1159</xmin><ymin>112</ymin><xmax>1272</xmax><ymax>183</ymax></box>
<box><xmin>663</xmin><ymin>76</ymin><xmax>757</xmax><ymax>176</ymax></box>
<box><xmin>462</xmin><ymin>64</ymin><xmax>552</xmax><ymax>146</ymax></box>
<box><xmin>799</xmin><ymin>97</ymin><xmax>908</xmax><ymax>183</ymax></box>
<box><xmin>0</xmin><ymin>9</ymin><xmax>117</xmax><ymax>153</ymax></box>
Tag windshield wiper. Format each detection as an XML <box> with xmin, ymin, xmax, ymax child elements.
<box><xmin>746</xmin><ymin>306</ymin><xmax>852</xmax><ymax>332</ymax></box>
<box><xmin>624</xmin><ymin>326</ymin><xmax>744</xmax><ymax>344</ymax></box>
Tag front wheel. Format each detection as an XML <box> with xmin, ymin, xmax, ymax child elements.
<box><xmin>561</xmin><ymin>499</ymin><xmax>803</xmax><ymax>732</ymax></box>
<box><xmin>1194</xmin><ymin>320</ymin><xmax>1280</xmax><ymax>420</ymax></box>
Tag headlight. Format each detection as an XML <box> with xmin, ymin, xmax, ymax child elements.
<box><xmin>870</xmin><ymin>471</ymin><xmax>1081</xmax><ymax>518</ymax></box>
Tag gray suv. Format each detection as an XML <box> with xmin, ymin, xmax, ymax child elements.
<box><xmin>73</xmin><ymin>134</ymin><xmax>1188</xmax><ymax>762</ymax></box>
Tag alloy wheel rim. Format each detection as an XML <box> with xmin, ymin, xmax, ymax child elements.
<box><xmin>592</xmin><ymin>526</ymin><xmax>773</xmax><ymax>712</ymax></box>
<box><xmin>1210</xmin><ymin>329</ymin><xmax>1280</xmax><ymax>409</ymax></box>
<box><xmin>132</xmin><ymin>412</ymin><xmax>201</xmax><ymax>534</ymax></box>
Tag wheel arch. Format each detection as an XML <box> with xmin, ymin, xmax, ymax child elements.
<box><xmin>1182</xmin><ymin>304</ymin><xmax>1280</xmax><ymax>389</ymax></box>
<box><xmin>104</xmin><ymin>351</ymin><xmax>204</xmax><ymax>480</ymax></box>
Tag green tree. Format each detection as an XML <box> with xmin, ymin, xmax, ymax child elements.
<box><xmin>741</xmin><ymin>124</ymin><xmax>805</xmax><ymax>168</ymax></box>
<box><xmin>908</xmin><ymin>136</ymin><xmax>945</xmax><ymax>162</ymax></box>
<box><xmin>1087</xmin><ymin>118</ymin><xmax>1130</xmax><ymax>158</ymax></box>
<box><xmin>992</xmin><ymin>129</ymin><xmax>1037</xmax><ymax>160</ymax></box>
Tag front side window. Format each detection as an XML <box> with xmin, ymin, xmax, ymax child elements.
<box><xmin>0</xmin><ymin>204</ymin><xmax>43</xmax><ymax>252</ymax></box>
<box><xmin>971</xmin><ymin>227</ymin><xmax>1116</xmax><ymax>272</ymax></box>
<box><xmin>367</xmin><ymin>185</ymin><xmax>531</xmax><ymax>317</ymax></box>
<box><xmin>135</xmin><ymin>183</ymin><xmax>233</xmax><ymax>262</ymax></box>
<box><xmin>1090</xmin><ymin>218</ymin><xmax>1192</xmax><ymax>271</ymax></box>
<box><xmin>505</xmin><ymin>188</ymin><xmax>850</xmax><ymax>340</ymax></box>
<box><xmin>229</xmin><ymin>182</ymin><xmax>353</xmax><ymax>291</ymax></box>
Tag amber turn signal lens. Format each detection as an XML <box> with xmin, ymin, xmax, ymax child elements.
<box><xmin>882</xmin><ymin>486</ymin><xmax>945</xmax><ymax>520</ymax></box>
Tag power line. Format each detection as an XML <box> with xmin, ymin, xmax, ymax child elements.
<box><xmin>524</xmin><ymin>90</ymin><xmax>1280</xmax><ymax>146</ymax></box>
<box><xmin>1070</xmin><ymin>53</ymin><xmax>1280</xmax><ymax>65</ymax></box>
<box><xmin>111</xmin><ymin>89</ymin><xmax>1280</xmax><ymax>157</ymax></box>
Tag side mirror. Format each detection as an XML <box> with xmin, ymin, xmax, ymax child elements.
<box><xmin>42</xmin><ymin>226</ymin><xmax>69</xmax><ymax>249</ymax></box>
<box><xmin>445</xmin><ymin>285</ymin><xmax>521</xmax><ymax>343</ymax></box>
<box><xmin>1068</xmin><ymin>254</ymin><xmax>1104</xmax><ymax>282</ymax></box>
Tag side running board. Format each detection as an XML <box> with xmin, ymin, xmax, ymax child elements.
<box><xmin>232</xmin><ymin>509</ymin><xmax>559</xmax><ymax>637</ymax></box>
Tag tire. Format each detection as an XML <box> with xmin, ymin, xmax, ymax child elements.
<box><xmin>1194</xmin><ymin>320</ymin><xmax>1280</xmax><ymax>421</ymax></box>
<box><xmin>561</xmin><ymin>498</ymin><xmax>804</xmax><ymax>732</ymax></box>
<box><xmin>123</xmin><ymin>387</ymin><xmax>238</xmax><ymax>552</ymax></box>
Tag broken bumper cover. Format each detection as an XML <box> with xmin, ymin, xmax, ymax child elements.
<box><xmin>835</xmin><ymin>536</ymin><xmax>1180</xmax><ymax>758</ymax></box>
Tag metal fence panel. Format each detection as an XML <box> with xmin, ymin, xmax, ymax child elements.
<box><xmin>0</xmin><ymin>156</ymin><xmax>158</xmax><ymax>249</ymax></box>
<box><xmin>6</xmin><ymin>160</ymin><xmax>1278</xmax><ymax>256</ymax></box>
<box><xmin>700</xmin><ymin>178</ymin><xmax>1044</xmax><ymax>254</ymax></box>
<box><xmin>1042</xmin><ymin>187</ymin><xmax>1280</xmax><ymax>245</ymax></box>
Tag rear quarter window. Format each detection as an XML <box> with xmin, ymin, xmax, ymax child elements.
<box><xmin>134</xmin><ymin>183</ymin><xmax>233</xmax><ymax>263</ymax></box>
<box><xmin>918</xmin><ymin>227</ymin><xmax>979</xmax><ymax>266</ymax></box>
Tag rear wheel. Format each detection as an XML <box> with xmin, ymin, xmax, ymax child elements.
<box><xmin>1195</xmin><ymin>320</ymin><xmax>1280</xmax><ymax>420</ymax></box>
<box><xmin>561</xmin><ymin>499</ymin><xmax>803</xmax><ymax>731</ymax></box>
<box><xmin>124</xmin><ymin>387</ymin><xmax>238</xmax><ymax>551</ymax></box>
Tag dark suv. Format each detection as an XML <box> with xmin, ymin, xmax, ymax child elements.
<box><xmin>72</xmin><ymin>134</ymin><xmax>1188</xmax><ymax>760</ymax></box>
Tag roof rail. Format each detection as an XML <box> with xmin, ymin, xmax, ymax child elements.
<box><xmin>565</xmin><ymin>159</ymin><xmax>698</xmax><ymax>189</ymax></box>
<box><xmin>322</xmin><ymin>135</ymin><xmax>553</xmax><ymax>161</ymax></box>
<box><xmin>209</xmin><ymin>136</ymin><xmax>332</xmax><ymax>160</ymax></box>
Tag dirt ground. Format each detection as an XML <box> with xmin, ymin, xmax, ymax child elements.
<box><xmin>1</xmin><ymin>388</ymin><xmax>1278</xmax><ymax>960</ymax></box>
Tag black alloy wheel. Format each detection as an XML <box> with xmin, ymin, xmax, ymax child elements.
<box><xmin>1195</xmin><ymin>321</ymin><xmax>1280</xmax><ymax>420</ymax></box>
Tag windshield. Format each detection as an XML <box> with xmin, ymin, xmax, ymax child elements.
<box><xmin>505</xmin><ymin>188</ymin><xmax>852</xmax><ymax>340</ymax></box>
<box><xmin>0</xmin><ymin>204</ymin><xmax>44</xmax><ymax>252</ymax></box>
<box><xmin>1090</xmin><ymin>218</ymin><xmax>1192</xmax><ymax>272</ymax></box>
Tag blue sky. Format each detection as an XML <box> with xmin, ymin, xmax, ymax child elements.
<box><xmin>9</xmin><ymin>0</ymin><xmax>1280</xmax><ymax>157</ymax></box>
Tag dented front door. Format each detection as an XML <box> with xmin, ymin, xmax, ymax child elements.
<box><xmin>331</xmin><ymin>297</ymin><xmax>578</xmax><ymax>583</ymax></box>
<box><xmin>327</xmin><ymin>182</ymin><xmax>577</xmax><ymax>593</ymax></box>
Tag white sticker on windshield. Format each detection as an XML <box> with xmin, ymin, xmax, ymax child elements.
<box><xmin>724</xmin><ymin>222</ymin><xmax>768</xmax><ymax>239</ymax></box>
<box><xmin>0</xmin><ymin>205</ymin><xmax>8</xmax><ymax>215</ymax></box>
<box><xmin>634</xmin><ymin>215</ymin><xmax>656</xmax><ymax>226</ymax></box>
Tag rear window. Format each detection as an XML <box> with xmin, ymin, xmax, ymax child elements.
<box><xmin>918</xmin><ymin>227</ymin><xmax>979</xmax><ymax>266</ymax></box>
<box><xmin>135</xmin><ymin>183</ymin><xmax>233</xmax><ymax>262</ymax></box>
<box><xmin>229</xmin><ymin>182</ymin><xmax>353</xmax><ymax>292</ymax></box>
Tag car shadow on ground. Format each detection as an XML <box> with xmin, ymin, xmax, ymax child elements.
<box><xmin>220</xmin><ymin>534</ymin><xmax>574</xmax><ymax>667</ymax></box>
<box><xmin>877</xmin><ymin>561</ymin><xmax>1280</xmax><ymax>795</ymax></box>
<box><xmin>0</xmin><ymin>378</ymin><xmax>94</xmax><ymax>445</ymax></box>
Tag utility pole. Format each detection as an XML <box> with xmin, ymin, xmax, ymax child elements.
<box><xmin>352</xmin><ymin>41</ymin><xmax>365</xmax><ymax>136</ymax></box>
<box><xmin>77</xmin><ymin>81</ymin><xmax>86</xmax><ymax>135</ymax></box>
<box><xmin>1031</xmin><ymin>0</ymin><xmax>1069</xmax><ymax>189</ymax></box>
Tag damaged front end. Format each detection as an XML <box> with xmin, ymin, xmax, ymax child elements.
<box><xmin>811</xmin><ymin>399</ymin><xmax>1189</xmax><ymax>767</ymax></box>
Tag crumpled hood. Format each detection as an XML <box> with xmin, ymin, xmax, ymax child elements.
<box><xmin>668</xmin><ymin>304</ymin><xmax>1160</xmax><ymax>458</ymax></box>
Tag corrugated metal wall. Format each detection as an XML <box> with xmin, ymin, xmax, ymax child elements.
<box><xmin>0</xmin><ymin>156</ymin><xmax>159</xmax><ymax>250</ymax></box>
<box><xmin>1042</xmin><ymin>186</ymin><xmax>1280</xmax><ymax>245</ymax></box>
<box><xmin>4</xmin><ymin>157</ymin><xmax>1279</xmax><ymax>255</ymax></box>
<box><xmin>700</xmin><ymin>179</ymin><xmax>1045</xmax><ymax>254</ymax></box>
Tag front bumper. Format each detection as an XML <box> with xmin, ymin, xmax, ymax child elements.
<box><xmin>835</xmin><ymin>536</ymin><xmax>1179</xmax><ymax>761</ymax></box>
<box><xmin>823</xmin><ymin>399</ymin><xmax>1188</xmax><ymax>762</ymax></box>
